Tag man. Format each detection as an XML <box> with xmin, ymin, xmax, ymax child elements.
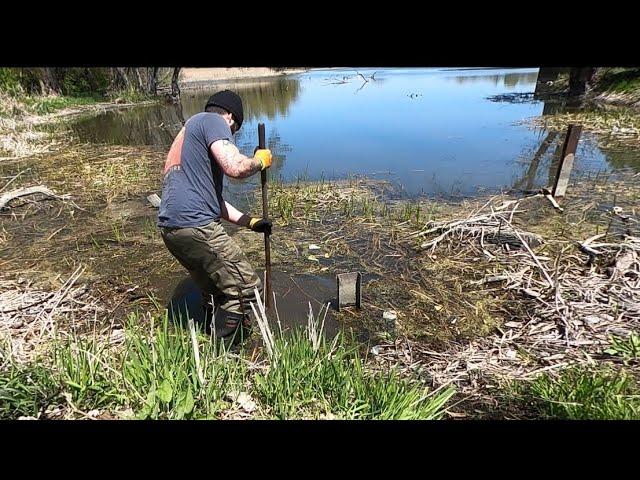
<box><xmin>158</xmin><ymin>89</ymin><xmax>272</xmax><ymax>344</ymax></box>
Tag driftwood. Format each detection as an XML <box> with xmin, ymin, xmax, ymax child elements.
<box><xmin>414</xmin><ymin>204</ymin><xmax>543</xmax><ymax>251</ymax></box>
<box><xmin>0</xmin><ymin>185</ymin><xmax>70</xmax><ymax>210</ymax></box>
<box><xmin>0</xmin><ymin>266</ymin><xmax>104</xmax><ymax>362</ymax></box>
<box><xmin>541</xmin><ymin>188</ymin><xmax>564</xmax><ymax>212</ymax></box>
<box><xmin>374</xmin><ymin>201</ymin><xmax>640</xmax><ymax>414</ymax></box>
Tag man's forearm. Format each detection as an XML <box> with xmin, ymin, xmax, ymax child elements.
<box><xmin>227</xmin><ymin>152</ymin><xmax>262</xmax><ymax>179</ymax></box>
<box><xmin>211</xmin><ymin>139</ymin><xmax>272</xmax><ymax>179</ymax></box>
<box><xmin>221</xmin><ymin>200</ymin><xmax>248</xmax><ymax>225</ymax></box>
<box><xmin>215</xmin><ymin>140</ymin><xmax>261</xmax><ymax>178</ymax></box>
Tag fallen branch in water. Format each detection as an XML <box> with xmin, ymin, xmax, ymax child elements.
<box><xmin>0</xmin><ymin>185</ymin><xmax>71</xmax><ymax>210</ymax></box>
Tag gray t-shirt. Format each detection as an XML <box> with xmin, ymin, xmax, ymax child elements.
<box><xmin>158</xmin><ymin>112</ymin><xmax>232</xmax><ymax>228</ymax></box>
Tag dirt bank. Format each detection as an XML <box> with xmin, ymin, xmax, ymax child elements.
<box><xmin>179</xmin><ymin>68</ymin><xmax>307</xmax><ymax>90</ymax></box>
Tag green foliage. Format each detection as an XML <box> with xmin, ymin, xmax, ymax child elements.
<box><xmin>0</xmin><ymin>311</ymin><xmax>455</xmax><ymax>420</ymax></box>
<box><xmin>122</xmin><ymin>313</ymin><xmax>246</xmax><ymax>420</ymax></box>
<box><xmin>595</xmin><ymin>68</ymin><xmax>640</xmax><ymax>94</ymax></box>
<box><xmin>108</xmin><ymin>86</ymin><xmax>152</xmax><ymax>103</ymax></box>
<box><xmin>0</xmin><ymin>68</ymin><xmax>24</xmax><ymax>96</ymax></box>
<box><xmin>22</xmin><ymin>95</ymin><xmax>100</xmax><ymax>115</ymax></box>
<box><xmin>254</xmin><ymin>329</ymin><xmax>455</xmax><ymax>419</ymax></box>
<box><xmin>0</xmin><ymin>347</ymin><xmax>60</xmax><ymax>419</ymax></box>
<box><xmin>55</xmin><ymin>336</ymin><xmax>126</xmax><ymax>410</ymax></box>
<box><xmin>517</xmin><ymin>365</ymin><xmax>640</xmax><ymax>420</ymax></box>
<box><xmin>605</xmin><ymin>333</ymin><xmax>640</xmax><ymax>362</ymax></box>
<box><xmin>61</xmin><ymin>68</ymin><xmax>110</xmax><ymax>97</ymax></box>
<box><xmin>0</xmin><ymin>365</ymin><xmax>60</xmax><ymax>419</ymax></box>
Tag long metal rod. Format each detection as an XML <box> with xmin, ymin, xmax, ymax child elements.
<box><xmin>258</xmin><ymin>123</ymin><xmax>272</xmax><ymax>309</ymax></box>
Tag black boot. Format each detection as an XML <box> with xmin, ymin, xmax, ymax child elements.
<box><xmin>211</xmin><ymin>310</ymin><xmax>251</xmax><ymax>347</ymax></box>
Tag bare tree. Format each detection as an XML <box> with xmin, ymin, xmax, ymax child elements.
<box><xmin>133</xmin><ymin>67</ymin><xmax>145</xmax><ymax>91</ymax></box>
<box><xmin>148</xmin><ymin>67</ymin><xmax>159</xmax><ymax>95</ymax></box>
<box><xmin>171</xmin><ymin>67</ymin><xmax>182</xmax><ymax>100</ymax></box>
<box><xmin>569</xmin><ymin>67</ymin><xmax>596</xmax><ymax>96</ymax></box>
<box><xmin>37</xmin><ymin>68</ymin><xmax>62</xmax><ymax>95</ymax></box>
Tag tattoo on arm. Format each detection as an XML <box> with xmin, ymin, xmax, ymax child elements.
<box><xmin>211</xmin><ymin>139</ymin><xmax>261</xmax><ymax>178</ymax></box>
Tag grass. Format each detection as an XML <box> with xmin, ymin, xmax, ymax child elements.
<box><xmin>142</xmin><ymin>217</ymin><xmax>159</xmax><ymax>241</ymax></box>
<box><xmin>108</xmin><ymin>87</ymin><xmax>153</xmax><ymax>104</ymax></box>
<box><xmin>0</xmin><ymin>345</ymin><xmax>60</xmax><ymax>419</ymax></box>
<box><xmin>254</xmin><ymin>328</ymin><xmax>454</xmax><ymax>419</ymax></box>
<box><xmin>509</xmin><ymin>365</ymin><xmax>640</xmax><ymax>420</ymax></box>
<box><xmin>21</xmin><ymin>95</ymin><xmax>102</xmax><ymax>115</ymax></box>
<box><xmin>605</xmin><ymin>333</ymin><xmax>640</xmax><ymax>363</ymax></box>
<box><xmin>594</xmin><ymin>68</ymin><xmax>640</xmax><ymax>95</ymax></box>
<box><xmin>0</xmin><ymin>309</ymin><xmax>455</xmax><ymax>420</ymax></box>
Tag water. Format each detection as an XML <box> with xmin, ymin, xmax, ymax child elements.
<box><xmin>67</xmin><ymin>67</ymin><xmax>637</xmax><ymax>199</ymax></box>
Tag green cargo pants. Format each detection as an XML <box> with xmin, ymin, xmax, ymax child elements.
<box><xmin>160</xmin><ymin>219</ymin><xmax>262</xmax><ymax>328</ymax></box>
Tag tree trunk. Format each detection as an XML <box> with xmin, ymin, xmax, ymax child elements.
<box><xmin>133</xmin><ymin>67</ymin><xmax>145</xmax><ymax>91</ymax></box>
<box><xmin>148</xmin><ymin>67</ymin><xmax>159</xmax><ymax>95</ymax></box>
<box><xmin>568</xmin><ymin>67</ymin><xmax>596</xmax><ymax>96</ymax></box>
<box><xmin>117</xmin><ymin>67</ymin><xmax>132</xmax><ymax>89</ymax></box>
<box><xmin>37</xmin><ymin>68</ymin><xmax>62</xmax><ymax>95</ymax></box>
<box><xmin>171</xmin><ymin>67</ymin><xmax>182</xmax><ymax>99</ymax></box>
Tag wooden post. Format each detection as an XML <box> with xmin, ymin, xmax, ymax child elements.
<box><xmin>552</xmin><ymin>124</ymin><xmax>582</xmax><ymax>198</ymax></box>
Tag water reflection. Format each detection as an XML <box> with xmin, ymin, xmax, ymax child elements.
<box><xmin>66</xmin><ymin>67</ymin><xmax>637</xmax><ymax>198</ymax></box>
<box><xmin>508</xmin><ymin>92</ymin><xmax>640</xmax><ymax>193</ymax></box>
<box><xmin>447</xmin><ymin>71</ymin><xmax>539</xmax><ymax>88</ymax></box>
<box><xmin>180</xmin><ymin>77</ymin><xmax>302</xmax><ymax>122</ymax></box>
<box><xmin>68</xmin><ymin>76</ymin><xmax>302</xmax><ymax>149</ymax></box>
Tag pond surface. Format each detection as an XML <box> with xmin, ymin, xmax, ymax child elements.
<box><xmin>67</xmin><ymin>67</ymin><xmax>638</xmax><ymax>199</ymax></box>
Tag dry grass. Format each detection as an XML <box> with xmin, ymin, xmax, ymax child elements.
<box><xmin>231</xmin><ymin>171</ymin><xmax>640</xmax><ymax>416</ymax></box>
<box><xmin>525</xmin><ymin>108</ymin><xmax>640</xmax><ymax>148</ymax></box>
<box><xmin>0</xmin><ymin>266</ymin><xmax>106</xmax><ymax>362</ymax></box>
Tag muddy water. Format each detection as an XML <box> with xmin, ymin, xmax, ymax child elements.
<box><xmin>164</xmin><ymin>271</ymin><xmax>342</xmax><ymax>337</ymax></box>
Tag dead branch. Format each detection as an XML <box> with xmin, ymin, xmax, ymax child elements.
<box><xmin>0</xmin><ymin>185</ymin><xmax>70</xmax><ymax>210</ymax></box>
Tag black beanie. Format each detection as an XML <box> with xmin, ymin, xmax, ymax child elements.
<box><xmin>204</xmin><ymin>90</ymin><xmax>244</xmax><ymax>129</ymax></box>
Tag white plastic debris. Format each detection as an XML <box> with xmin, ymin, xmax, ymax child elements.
<box><xmin>383</xmin><ymin>311</ymin><xmax>397</xmax><ymax>321</ymax></box>
<box><xmin>308</xmin><ymin>244</ymin><xmax>321</xmax><ymax>251</ymax></box>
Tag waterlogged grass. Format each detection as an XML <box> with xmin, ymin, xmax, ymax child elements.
<box><xmin>513</xmin><ymin>366</ymin><xmax>640</xmax><ymax>420</ymax></box>
<box><xmin>269</xmin><ymin>178</ymin><xmax>438</xmax><ymax>229</ymax></box>
<box><xmin>0</xmin><ymin>312</ymin><xmax>455</xmax><ymax>420</ymax></box>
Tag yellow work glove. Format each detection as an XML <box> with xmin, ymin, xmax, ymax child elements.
<box><xmin>254</xmin><ymin>148</ymin><xmax>272</xmax><ymax>170</ymax></box>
